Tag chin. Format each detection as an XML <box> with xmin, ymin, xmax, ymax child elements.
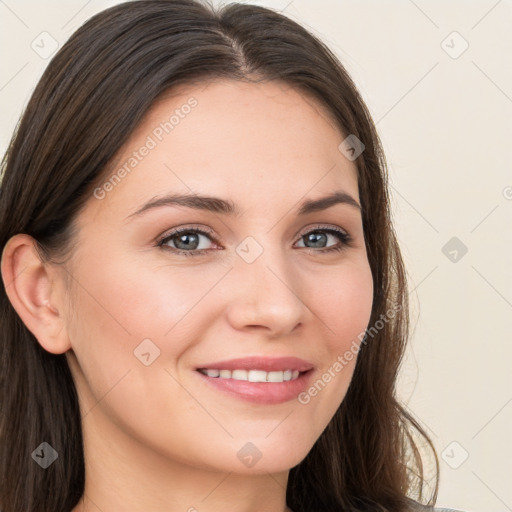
<box><xmin>223</xmin><ymin>438</ymin><xmax>313</xmax><ymax>475</ymax></box>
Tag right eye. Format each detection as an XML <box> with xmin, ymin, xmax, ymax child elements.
<box><xmin>157</xmin><ymin>227</ymin><xmax>220</xmax><ymax>257</ymax></box>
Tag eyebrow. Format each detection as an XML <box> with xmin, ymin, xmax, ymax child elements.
<box><xmin>126</xmin><ymin>190</ymin><xmax>361</xmax><ymax>220</ymax></box>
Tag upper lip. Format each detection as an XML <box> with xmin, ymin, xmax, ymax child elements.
<box><xmin>196</xmin><ymin>356</ymin><xmax>314</xmax><ymax>372</ymax></box>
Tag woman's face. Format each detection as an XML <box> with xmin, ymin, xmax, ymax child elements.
<box><xmin>62</xmin><ymin>79</ymin><xmax>374</xmax><ymax>474</ymax></box>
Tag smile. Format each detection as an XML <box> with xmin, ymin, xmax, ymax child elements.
<box><xmin>197</xmin><ymin>368</ymin><xmax>301</xmax><ymax>382</ymax></box>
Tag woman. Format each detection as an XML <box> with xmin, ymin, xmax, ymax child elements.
<box><xmin>0</xmin><ymin>1</ymin><xmax>463</xmax><ymax>511</ymax></box>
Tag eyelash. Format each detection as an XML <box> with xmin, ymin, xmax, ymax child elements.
<box><xmin>156</xmin><ymin>224</ymin><xmax>353</xmax><ymax>258</ymax></box>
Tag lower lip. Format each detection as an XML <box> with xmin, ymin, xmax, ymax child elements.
<box><xmin>194</xmin><ymin>369</ymin><xmax>314</xmax><ymax>404</ymax></box>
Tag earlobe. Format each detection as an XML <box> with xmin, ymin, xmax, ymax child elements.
<box><xmin>1</xmin><ymin>233</ymin><xmax>71</xmax><ymax>354</ymax></box>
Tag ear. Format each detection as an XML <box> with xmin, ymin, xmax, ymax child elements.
<box><xmin>1</xmin><ymin>233</ymin><xmax>71</xmax><ymax>354</ymax></box>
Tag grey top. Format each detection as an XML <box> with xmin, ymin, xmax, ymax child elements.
<box><xmin>408</xmin><ymin>499</ymin><xmax>466</xmax><ymax>512</ymax></box>
<box><xmin>433</xmin><ymin>509</ymin><xmax>465</xmax><ymax>512</ymax></box>
<box><xmin>287</xmin><ymin>501</ymin><xmax>465</xmax><ymax>512</ymax></box>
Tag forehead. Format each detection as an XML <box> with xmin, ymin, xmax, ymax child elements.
<box><xmin>85</xmin><ymin>79</ymin><xmax>359</xmax><ymax>222</ymax></box>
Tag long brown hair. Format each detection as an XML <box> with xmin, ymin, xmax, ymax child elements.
<box><xmin>0</xmin><ymin>1</ymin><xmax>439</xmax><ymax>510</ymax></box>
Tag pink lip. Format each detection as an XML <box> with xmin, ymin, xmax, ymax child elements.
<box><xmin>195</xmin><ymin>356</ymin><xmax>314</xmax><ymax>372</ymax></box>
<box><xmin>194</xmin><ymin>368</ymin><xmax>314</xmax><ymax>404</ymax></box>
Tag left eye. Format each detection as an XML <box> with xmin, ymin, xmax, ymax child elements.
<box><xmin>295</xmin><ymin>229</ymin><xmax>349</xmax><ymax>250</ymax></box>
<box><xmin>157</xmin><ymin>226</ymin><xmax>351</xmax><ymax>256</ymax></box>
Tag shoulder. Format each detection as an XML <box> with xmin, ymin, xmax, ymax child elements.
<box><xmin>406</xmin><ymin>499</ymin><xmax>467</xmax><ymax>512</ymax></box>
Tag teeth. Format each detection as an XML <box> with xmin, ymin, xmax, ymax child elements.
<box><xmin>199</xmin><ymin>368</ymin><xmax>301</xmax><ymax>382</ymax></box>
<box><xmin>248</xmin><ymin>370</ymin><xmax>268</xmax><ymax>382</ymax></box>
<box><xmin>232</xmin><ymin>369</ymin><xmax>248</xmax><ymax>380</ymax></box>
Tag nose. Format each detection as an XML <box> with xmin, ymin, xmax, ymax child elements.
<box><xmin>224</xmin><ymin>243</ymin><xmax>308</xmax><ymax>337</ymax></box>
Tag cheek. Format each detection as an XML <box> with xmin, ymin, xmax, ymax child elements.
<box><xmin>294</xmin><ymin>260</ymin><xmax>373</xmax><ymax>428</ymax></box>
<box><xmin>65</xmin><ymin>252</ymin><xmax>226</xmax><ymax>451</ymax></box>
<box><xmin>66</xmin><ymin>249</ymin><xmax>227</xmax><ymax>380</ymax></box>
<box><xmin>62</xmin><ymin>253</ymin><xmax>183</xmax><ymax>392</ymax></box>
<box><xmin>71</xmin><ymin>248</ymin><xmax>217</xmax><ymax>340</ymax></box>
<box><xmin>310</xmin><ymin>260</ymin><xmax>374</xmax><ymax>353</ymax></box>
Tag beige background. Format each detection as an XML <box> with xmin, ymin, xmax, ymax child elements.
<box><xmin>1</xmin><ymin>1</ymin><xmax>511</xmax><ymax>511</ymax></box>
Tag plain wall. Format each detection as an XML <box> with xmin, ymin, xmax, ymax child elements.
<box><xmin>1</xmin><ymin>1</ymin><xmax>510</xmax><ymax>511</ymax></box>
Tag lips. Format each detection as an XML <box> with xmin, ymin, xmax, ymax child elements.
<box><xmin>193</xmin><ymin>356</ymin><xmax>315</xmax><ymax>404</ymax></box>
<box><xmin>195</xmin><ymin>367</ymin><xmax>314</xmax><ymax>404</ymax></box>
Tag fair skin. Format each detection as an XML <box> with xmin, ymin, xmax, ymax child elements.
<box><xmin>2</xmin><ymin>79</ymin><xmax>373</xmax><ymax>512</ymax></box>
